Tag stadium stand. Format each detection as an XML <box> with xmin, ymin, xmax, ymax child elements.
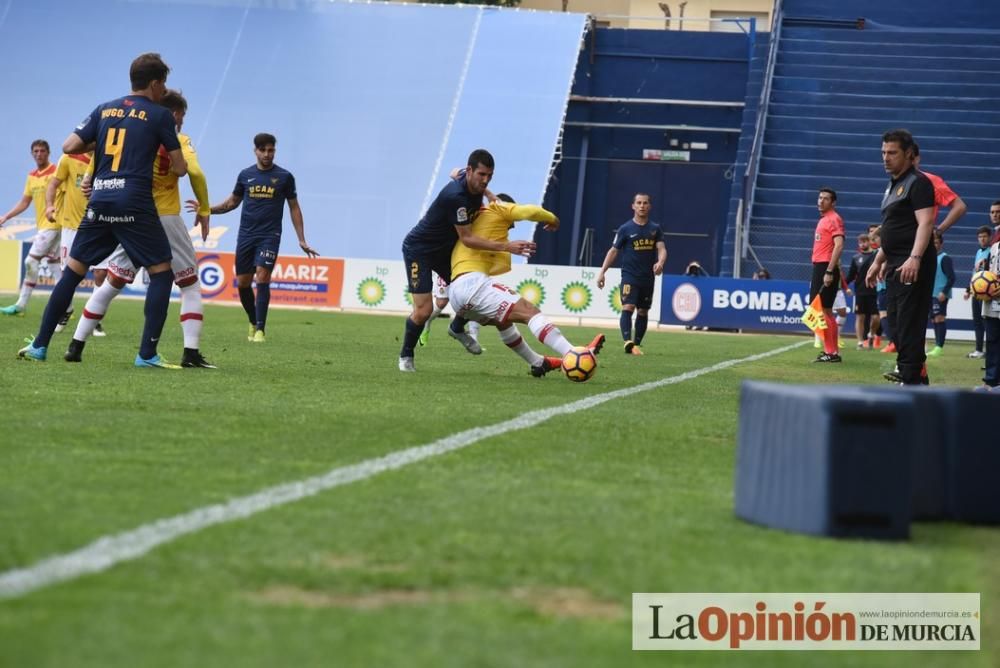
<box><xmin>722</xmin><ymin>0</ymin><xmax>1000</xmax><ymax>281</ymax></box>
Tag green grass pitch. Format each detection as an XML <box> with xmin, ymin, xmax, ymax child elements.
<box><xmin>0</xmin><ymin>296</ymin><xmax>996</xmax><ymax>667</ymax></box>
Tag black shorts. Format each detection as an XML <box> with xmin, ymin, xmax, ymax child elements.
<box><xmin>854</xmin><ymin>294</ymin><xmax>878</xmax><ymax>315</ymax></box>
<box><xmin>402</xmin><ymin>244</ymin><xmax>453</xmax><ymax>294</ymax></box>
<box><xmin>71</xmin><ymin>204</ymin><xmax>171</xmax><ymax>269</ymax></box>
<box><xmin>235</xmin><ymin>235</ymin><xmax>280</xmax><ymax>275</ymax></box>
<box><xmin>621</xmin><ymin>279</ymin><xmax>654</xmax><ymax>310</ymax></box>
<box><xmin>931</xmin><ymin>298</ymin><xmax>948</xmax><ymax>319</ymax></box>
<box><xmin>809</xmin><ymin>263</ymin><xmax>839</xmax><ymax>309</ymax></box>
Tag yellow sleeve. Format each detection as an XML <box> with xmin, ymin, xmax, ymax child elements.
<box><xmin>55</xmin><ymin>156</ymin><xmax>70</xmax><ymax>182</ymax></box>
<box><xmin>509</xmin><ymin>204</ymin><xmax>557</xmax><ymax>226</ymax></box>
<box><xmin>182</xmin><ymin>138</ymin><xmax>211</xmax><ymax>215</ymax></box>
<box><xmin>22</xmin><ymin>174</ymin><xmax>31</xmax><ymax>197</ymax></box>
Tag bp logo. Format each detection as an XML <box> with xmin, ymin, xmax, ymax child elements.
<box><xmin>561</xmin><ymin>281</ymin><xmax>592</xmax><ymax>313</ymax></box>
<box><xmin>356</xmin><ymin>277</ymin><xmax>386</xmax><ymax>307</ymax></box>
<box><xmin>517</xmin><ymin>279</ymin><xmax>545</xmax><ymax>306</ymax></box>
<box><xmin>608</xmin><ymin>286</ymin><xmax>623</xmax><ymax>314</ymax></box>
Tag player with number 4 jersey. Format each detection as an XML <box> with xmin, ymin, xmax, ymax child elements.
<box><xmin>18</xmin><ymin>53</ymin><xmax>187</xmax><ymax>368</ymax></box>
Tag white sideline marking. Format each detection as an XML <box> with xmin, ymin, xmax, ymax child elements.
<box><xmin>0</xmin><ymin>339</ymin><xmax>808</xmax><ymax>600</ymax></box>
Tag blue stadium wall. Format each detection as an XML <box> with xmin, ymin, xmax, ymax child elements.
<box><xmin>537</xmin><ymin>28</ymin><xmax>758</xmax><ymax>276</ymax></box>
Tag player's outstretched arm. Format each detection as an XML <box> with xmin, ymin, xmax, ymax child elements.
<box><xmin>508</xmin><ymin>204</ymin><xmax>559</xmax><ymax>231</ymax></box>
<box><xmin>454</xmin><ymin>224</ymin><xmax>535</xmax><ymax>257</ymax></box>
<box><xmin>596</xmin><ymin>247</ymin><xmax>619</xmax><ymax>289</ymax></box>
<box><xmin>653</xmin><ymin>240</ymin><xmax>667</xmax><ymax>275</ymax></box>
<box><xmin>288</xmin><ymin>198</ymin><xmax>318</xmax><ymax>258</ymax></box>
<box><xmin>0</xmin><ymin>195</ymin><xmax>33</xmax><ymax>227</ymax></box>
<box><xmin>198</xmin><ymin>194</ymin><xmax>241</xmax><ymax>216</ymax></box>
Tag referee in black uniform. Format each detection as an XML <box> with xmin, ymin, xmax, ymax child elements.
<box><xmin>866</xmin><ymin>129</ymin><xmax>936</xmax><ymax>385</ymax></box>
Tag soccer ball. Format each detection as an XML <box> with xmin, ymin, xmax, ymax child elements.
<box><xmin>562</xmin><ymin>346</ymin><xmax>597</xmax><ymax>382</ymax></box>
<box><xmin>970</xmin><ymin>270</ymin><xmax>1000</xmax><ymax>301</ymax></box>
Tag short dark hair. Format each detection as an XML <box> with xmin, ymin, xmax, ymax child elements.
<box><xmin>978</xmin><ymin>225</ymin><xmax>993</xmax><ymax>236</ymax></box>
<box><xmin>992</xmin><ymin>200</ymin><xmax>1000</xmax><ymax>208</ymax></box>
<box><xmin>467</xmin><ymin>149</ymin><xmax>494</xmax><ymax>171</ymax></box>
<box><xmin>160</xmin><ymin>89</ymin><xmax>188</xmax><ymax>113</ymax></box>
<box><xmin>911</xmin><ymin>142</ymin><xmax>920</xmax><ymax>157</ymax></box>
<box><xmin>495</xmin><ymin>193</ymin><xmax>515</xmax><ymax>204</ymax></box>
<box><xmin>867</xmin><ymin>224</ymin><xmax>880</xmax><ymax>232</ymax></box>
<box><xmin>633</xmin><ymin>192</ymin><xmax>651</xmax><ymax>202</ymax></box>
<box><xmin>819</xmin><ymin>187</ymin><xmax>837</xmax><ymax>202</ymax></box>
<box><xmin>857</xmin><ymin>232</ymin><xmax>869</xmax><ymax>241</ymax></box>
<box><xmin>882</xmin><ymin>128</ymin><xmax>915</xmax><ymax>154</ymax></box>
<box><xmin>130</xmin><ymin>52</ymin><xmax>170</xmax><ymax>90</ymax></box>
<box><xmin>254</xmin><ymin>133</ymin><xmax>277</xmax><ymax>149</ymax></box>
<box><xmin>30</xmin><ymin>139</ymin><xmax>49</xmax><ymax>152</ymax></box>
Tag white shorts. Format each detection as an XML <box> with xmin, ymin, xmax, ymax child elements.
<box><xmin>833</xmin><ymin>290</ymin><xmax>847</xmax><ymax>311</ymax></box>
<box><xmin>28</xmin><ymin>228</ymin><xmax>60</xmax><ymax>260</ymax></box>
<box><xmin>104</xmin><ymin>214</ymin><xmax>197</xmax><ymax>284</ymax></box>
<box><xmin>447</xmin><ymin>272</ymin><xmax>518</xmax><ymax>325</ymax></box>
<box><xmin>60</xmin><ymin>228</ymin><xmax>76</xmax><ymax>269</ymax></box>
<box><xmin>432</xmin><ymin>272</ymin><xmax>448</xmax><ymax>300</ymax></box>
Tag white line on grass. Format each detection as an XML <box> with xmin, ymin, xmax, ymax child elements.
<box><xmin>0</xmin><ymin>339</ymin><xmax>808</xmax><ymax>600</ymax></box>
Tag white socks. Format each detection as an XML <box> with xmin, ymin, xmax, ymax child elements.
<box><xmin>16</xmin><ymin>256</ymin><xmax>40</xmax><ymax>308</ymax></box>
<box><xmin>499</xmin><ymin>325</ymin><xmax>542</xmax><ymax>366</ymax></box>
<box><xmin>73</xmin><ymin>280</ymin><xmax>122</xmax><ymax>341</ymax></box>
<box><xmin>527</xmin><ymin>313</ymin><xmax>571</xmax><ymax>356</ymax></box>
<box><xmin>179</xmin><ymin>283</ymin><xmax>204</xmax><ymax>349</ymax></box>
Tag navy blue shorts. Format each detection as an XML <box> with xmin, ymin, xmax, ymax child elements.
<box><xmin>931</xmin><ymin>297</ymin><xmax>948</xmax><ymax>318</ymax></box>
<box><xmin>620</xmin><ymin>279</ymin><xmax>654</xmax><ymax>310</ymax></box>
<box><xmin>236</xmin><ymin>235</ymin><xmax>280</xmax><ymax>275</ymax></box>
<box><xmin>70</xmin><ymin>205</ymin><xmax>171</xmax><ymax>269</ymax></box>
<box><xmin>402</xmin><ymin>244</ymin><xmax>452</xmax><ymax>294</ymax></box>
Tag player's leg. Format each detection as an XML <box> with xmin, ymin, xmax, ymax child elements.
<box><xmin>619</xmin><ymin>281</ymin><xmax>636</xmax><ymax>351</ymax></box>
<box><xmin>854</xmin><ymin>302</ymin><xmax>867</xmax><ymax>348</ymax></box>
<box><xmin>19</xmin><ymin>225</ymin><xmax>114</xmax><ymax>360</ymax></box>
<box><xmin>928</xmin><ymin>299</ymin><xmax>947</xmax><ymax>356</ymax></box>
<box><xmin>970</xmin><ymin>297</ymin><xmax>984</xmax><ymax>357</ymax></box>
<box><xmin>630</xmin><ymin>286</ymin><xmax>654</xmax><ymax>355</ymax></box>
<box><xmin>251</xmin><ymin>264</ymin><xmax>273</xmax><ymax>342</ymax></box>
<box><xmin>4</xmin><ymin>229</ymin><xmax>58</xmax><ymax>315</ymax></box>
<box><xmin>161</xmin><ymin>214</ymin><xmax>213</xmax><ymax>367</ymax></box>
<box><xmin>65</xmin><ymin>248</ymin><xmax>133</xmax><ymax>361</ymax></box>
<box><xmin>234</xmin><ymin>236</ymin><xmax>257</xmax><ymax>336</ymax></box>
<box><xmin>115</xmin><ymin>217</ymin><xmax>176</xmax><ymax>367</ymax></box>
<box><xmin>399</xmin><ymin>249</ymin><xmax>435</xmax><ymax>370</ymax></box>
<box><xmin>420</xmin><ymin>274</ymin><xmax>449</xmax><ymax>346</ymax></box>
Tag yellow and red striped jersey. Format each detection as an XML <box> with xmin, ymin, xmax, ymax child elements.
<box><xmin>152</xmin><ymin>133</ymin><xmax>210</xmax><ymax>216</ymax></box>
<box><xmin>451</xmin><ymin>201</ymin><xmax>557</xmax><ymax>277</ymax></box>
<box><xmin>23</xmin><ymin>163</ymin><xmax>59</xmax><ymax>230</ymax></box>
<box><xmin>54</xmin><ymin>153</ymin><xmax>92</xmax><ymax>231</ymax></box>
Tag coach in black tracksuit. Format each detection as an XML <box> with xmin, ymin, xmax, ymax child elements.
<box><xmin>866</xmin><ymin>129</ymin><xmax>936</xmax><ymax>385</ymax></box>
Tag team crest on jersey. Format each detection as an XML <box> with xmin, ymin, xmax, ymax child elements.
<box><xmin>815</xmin><ymin>233</ymin><xmax>821</xmax><ymax>240</ymax></box>
<box><xmin>271</xmin><ymin>177</ymin><xmax>279</xmax><ymax>185</ymax></box>
<box><xmin>457</xmin><ymin>207</ymin><xmax>468</xmax><ymax>223</ymax></box>
<box><xmin>896</xmin><ymin>185</ymin><xmax>904</xmax><ymax>196</ymax></box>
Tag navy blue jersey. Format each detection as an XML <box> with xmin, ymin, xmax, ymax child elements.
<box><xmin>233</xmin><ymin>164</ymin><xmax>297</xmax><ymax>238</ymax></box>
<box><xmin>403</xmin><ymin>175</ymin><xmax>482</xmax><ymax>254</ymax></box>
<box><xmin>74</xmin><ymin>95</ymin><xmax>180</xmax><ymax>213</ymax></box>
<box><xmin>612</xmin><ymin>219</ymin><xmax>664</xmax><ymax>284</ymax></box>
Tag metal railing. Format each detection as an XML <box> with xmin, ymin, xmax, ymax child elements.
<box><xmin>735</xmin><ymin>0</ymin><xmax>784</xmax><ymax>278</ymax></box>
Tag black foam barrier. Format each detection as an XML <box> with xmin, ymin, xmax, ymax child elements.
<box><xmin>882</xmin><ymin>387</ymin><xmax>998</xmax><ymax>525</ymax></box>
<box><xmin>734</xmin><ymin>381</ymin><xmax>916</xmax><ymax>540</ymax></box>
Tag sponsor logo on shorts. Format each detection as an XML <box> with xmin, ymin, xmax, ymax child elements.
<box><xmin>97</xmin><ymin>214</ymin><xmax>135</xmax><ymax>224</ymax></box>
<box><xmin>93</xmin><ymin>178</ymin><xmax>126</xmax><ymax>191</ymax></box>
